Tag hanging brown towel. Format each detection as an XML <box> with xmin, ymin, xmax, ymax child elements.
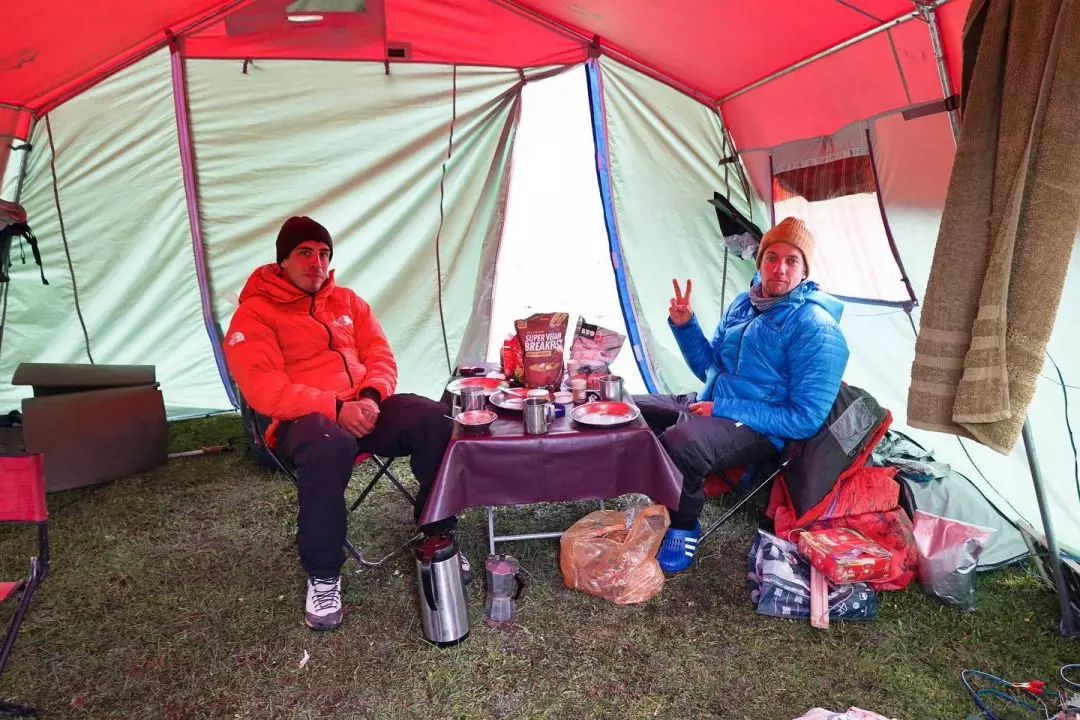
<box><xmin>908</xmin><ymin>0</ymin><xmax>1080</xmax><ymax>454</ymax></box>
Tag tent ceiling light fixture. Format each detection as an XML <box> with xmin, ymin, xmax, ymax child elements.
<box><xmin>287</xmin><ymin>14</ymin><xmax>324</xmax><ymax>23</ymax></box>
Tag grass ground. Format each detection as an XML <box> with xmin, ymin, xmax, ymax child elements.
<box><xmin>0</xmin><ymin>413</ymin><xmax>1075</xmax><ymax>719</ymax></box>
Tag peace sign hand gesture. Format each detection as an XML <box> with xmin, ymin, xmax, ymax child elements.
<box><xmin>669</xmin><ymin>278</ymin><xmax>693</xmax><ymax>326</ymax></box>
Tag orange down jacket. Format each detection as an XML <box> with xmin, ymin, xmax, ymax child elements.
<box><xmin>224</xmin><ymin>264</ymin><xmax>397</xmax><ymax>443</ymax></box>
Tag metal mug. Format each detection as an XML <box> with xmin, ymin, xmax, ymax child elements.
<box><xmin>523</xmin><ymin>397</ymin><xmax>555</xmax><ymax>435</ymax></box>
<box><xmin>460</xmin><ymin>385</ymin><xmax>487</xmax><ymax>412</ymax></box>
<box><xmin>599</xmin><ymin>375</ymin><xmax>624</xmax><ymax>402</ymax></box>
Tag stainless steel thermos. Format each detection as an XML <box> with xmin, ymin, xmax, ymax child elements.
<box><xmin>415</xmin><ymin>533</ymin><xmax>470</xmax><ymax>646</ymax></box>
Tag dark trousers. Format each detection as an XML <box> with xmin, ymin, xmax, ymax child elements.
<box><xmin>634</xmin><ymin>393</ymin><xmax>778</xmax><ymax>529</ymax></box>
<box><xmin>276</xmin><ymin>393</ymin><xmax>455</xmax><ymax>579</ymax></box>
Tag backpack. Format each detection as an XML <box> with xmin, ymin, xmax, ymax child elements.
<box><xmin>0</xmin><ymin>200</ymin><xmax>48</xmax><ymax>285</ymax></box>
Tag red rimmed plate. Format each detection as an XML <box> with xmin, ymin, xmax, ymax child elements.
<box><xmin>445</xmin><ymin>377</ymin><xmax>508</xmax><ymax>396</ymax></box>
<box><xmin>569</xmin><ymin>401</ymin><xmax>641</xmax><ymax>427</ymax></box>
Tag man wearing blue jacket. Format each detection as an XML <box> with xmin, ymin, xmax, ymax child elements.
<box><xmin>636</xmin><ymin>217</ymin><xmax>850</xmax><ymax>573</ymax></box>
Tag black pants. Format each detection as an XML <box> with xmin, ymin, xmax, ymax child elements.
<box><xmin>277</xmin><ymin>393</ymin><xmax>455</xmax><ymax>579</ymax></box>
<box><xmin>634</xmin><ymin>393</ymin><xmax>778</xmax><ymax>529</ymax></box>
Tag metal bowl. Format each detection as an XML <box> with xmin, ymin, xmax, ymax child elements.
<box><xmin>454</xmin><ymin>409</ymin><xmax>497</xmax><ymax>431</ymax></box>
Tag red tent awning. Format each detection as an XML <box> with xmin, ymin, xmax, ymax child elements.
<box><xmin>1</xmin><ymin>0</ymin><xmax>968</xmax><ymax>149</ymax></box>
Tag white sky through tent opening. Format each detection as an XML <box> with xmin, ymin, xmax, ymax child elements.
<box><xmin>488</xmin><ymin>65</ymin><xmax>644</xmax><ymax>392</ymax></box>
<box><xmin>775</xmin><ymin>192</ymin><xmax>911</xmax><ymax>304</ymax></box>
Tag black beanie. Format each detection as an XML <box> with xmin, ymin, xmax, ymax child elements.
<box><xmin>276</xmin><ymin>216</ymin><xmax>333</xmax><ymax>263</ymax></box>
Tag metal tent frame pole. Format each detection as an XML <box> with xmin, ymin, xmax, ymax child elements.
<box><xmin>501</xmin><ymin>0</ymin><xmax>953</xmax><ymax>112</ymax></box>
<box><xmin>922</xmin><ymin>3</ymin><xmax>1077</xmax><ymax>637</ymax></box>
<box><xmin>920</xmin><ymin>3</ymin><xmax>961</xmax><ymax>140</ymax></box>
<box><xmin>719</xmin><ymin>0</ymin><xmax>952</xmax><ymax>104</ymax></box>
<box><xmin>1022</xmin><ymin>422</ymin><xmax>1078</xmax><ymax>635</ymax></box>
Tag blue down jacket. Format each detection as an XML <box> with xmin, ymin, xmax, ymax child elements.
<box><xmin>670</xmin><ymin>280</ymin><xmax>849</xmax><ymax>449</ymax></box>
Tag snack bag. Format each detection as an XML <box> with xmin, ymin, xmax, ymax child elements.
<box><xmin>569</xmin><ymin>317</ymin><xmax>626</xmax><ymax>375</ymax></box>
<box><xmin>500</xmin><ymin>334</ymin><xmax>524</xmax><ymax>384</ymax></box>
<box><xmin>797</xmin><ymin>527</ymin><xmax>893</xmax><ymax>585</ymax></box>
<box><xmin>515</xmin><ymin>313</ymin><xmax>569</xmax><ymax>389</ymax></box>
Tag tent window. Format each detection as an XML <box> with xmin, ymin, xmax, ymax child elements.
<box><xmin>772</xmin><ymin>149</ymin><xmax>911</xmax><ymax>306</ymax></box>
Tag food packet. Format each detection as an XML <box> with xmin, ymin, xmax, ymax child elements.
<box><xmin>515</xmin><ymin>313</ymin><xmax>569</xmax><ymax>389</ymax></box>
<box><xmin>569</xmin><ymin>317</ymin><xmax>626</xmax><ymax>375</ymax></box>
<box><xmin>500</xmin><ymin>334</ymin><xmax>524</xmax><ymax>384</ymax></box>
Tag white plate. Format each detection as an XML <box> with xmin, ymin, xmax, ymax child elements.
<box><xmin>569</xmin><ymin>401</ymin><xmax>641</xmax><ymax>427</ymax></box>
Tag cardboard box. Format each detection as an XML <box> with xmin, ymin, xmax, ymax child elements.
<box><xmin>13</xmin><ymin>363</ymin><xmax>166</xmax><ymax>492</ymax></box>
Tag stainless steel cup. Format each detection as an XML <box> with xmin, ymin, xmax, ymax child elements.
<box><xmin>599</xmin><ymin>375</ymin><xmax>624</xmax><ymax>402</ymax></box>
<box><xmin>460</xmin><ymin>386</ymin><xmax>487</xmax><ymax>412</ymax></box>
<box><xmin>523</xmin><ymin>397</ymin><xmax>555</xmax><ymax>435</ymax></box>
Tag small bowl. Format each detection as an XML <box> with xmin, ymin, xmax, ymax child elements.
<box><xmin>455</xmin><ymin>409</ymin><xmax>497</xmax><ymax>431</ymax></box>
<box><xmin>553</xmin><ymin>391</ymin><xmax>573</xmax><ymax>405</ymax></box>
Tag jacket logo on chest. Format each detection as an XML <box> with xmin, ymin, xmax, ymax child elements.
<box><xmin>333</xmin><ymin>315</ymin><xmax>353</xmax><ymax>328</ymax></box>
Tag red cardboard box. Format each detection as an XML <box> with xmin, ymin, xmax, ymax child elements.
<box><xmin>797</xmin><ymin>527</ymin><xmax>892</xmax><ymax>585</ymax></box>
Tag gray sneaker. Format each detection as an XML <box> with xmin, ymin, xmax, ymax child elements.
<box><xmin>304</xmin><ymin>576</ymin><xmax>343</xmax><ymax>631</ymax></box>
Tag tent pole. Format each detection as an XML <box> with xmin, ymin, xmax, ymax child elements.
<box><xmin>1021</xmin><ymin>420</ymin><xmax>1078</xmax><ymax>635</ymax></box>
<box><xmin>719</xmin><ymin>0</ymin><xmax>952</xmax><ymax>104</ymax></box>
<box><xmin>920</xmin><ymin>4</ymin><xmax>961</xmax><ymax>140</ymax></box>
<box><xmin>168</xmin><ymin>36</ymin><xmax>239</xmax><ymax>409</ymax></box>
<box><xmin>720</xmin><ymin>247</ymin><xmax>729</xmax><ymax>316</ymax></box>
<box><xmin>767</xmin><ymin>154</ymin><xmax>776</xmax><ymax>227</ymax></box>
<box><xmin>922</xmin><ymin>4</ymin><xmax>1077</xmax><ymax>637</ymax></box>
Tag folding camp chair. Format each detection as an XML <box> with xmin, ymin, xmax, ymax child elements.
<box><xmin>699</xmin><ymin>451</ymin><xmax>793</xmax><ymax>545</ymax></box>
<box><xmin>0</xmin><ymin>452</ymin><xmax>50</xmax><ymax>718</ymax></box>
<box><xmin>241</xmin><ymin>397</ymin><xmax>420</xmax><ymax>568</ymax></box>
<box><xmin>700</xmin><ymin>382</ymin><xmax>890</xmax><ymax>546</ymax></box>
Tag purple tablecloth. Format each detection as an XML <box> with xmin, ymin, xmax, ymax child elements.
<box><xmin>420</xmin><ymin>409</ymin><xmax>683</xmax><ymax>524</ymax></box>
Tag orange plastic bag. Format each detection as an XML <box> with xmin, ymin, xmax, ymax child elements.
<box><xmin>559</xmin><ymin>505</ymin><xmax>670</xmax><ymax>604</ymax></box>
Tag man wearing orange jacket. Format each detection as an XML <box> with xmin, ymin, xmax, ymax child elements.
<box><xmin>224</xmin><ymin>216</ymin><xmax>458</xmax><ymax>631</ymax></box>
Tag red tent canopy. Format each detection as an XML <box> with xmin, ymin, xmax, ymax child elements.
<box><xmin>2</xmin><ymin>0</ymin><xmax>967</xmax><ymax>151</ymax></box>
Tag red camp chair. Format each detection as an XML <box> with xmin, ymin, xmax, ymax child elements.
<box><xmin>241</xmin><ymin>397</ymin><xmax>420</xmax><ymax>567</ymax></box>
<box><xmin>0</xmin><ymin>452</ymin><xmax>50</xmax><ymax>718</ymax></box>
